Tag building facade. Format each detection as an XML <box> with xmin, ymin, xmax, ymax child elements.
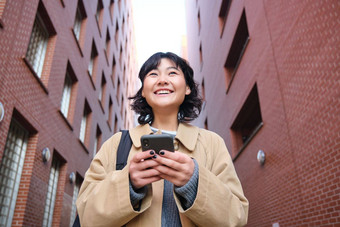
<box><xmin>0</xmin><ymin>0</ymin><xmax>137</xmax><ymax>226</ymax></box>
<box><xmin>186</xmin><ymin>0</ymin><xmax>339</xmax><ymax>226</ymax></box>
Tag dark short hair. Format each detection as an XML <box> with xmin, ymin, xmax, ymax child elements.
<box><xmin>130</xmin><ymin>52</ymin><xmax>202</xmax><ymax>125</ymax></box>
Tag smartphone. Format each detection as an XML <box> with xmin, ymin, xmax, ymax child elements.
<box><xmin>141</xmin><ymin>134</ymin><xmax>174</xmax><ymax>154</ymax></box>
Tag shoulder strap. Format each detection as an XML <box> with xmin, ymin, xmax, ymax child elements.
<box><xmin>116</xmin><ymin>130</ymin><xmax>132</xmax><ymax>170</ymax></box>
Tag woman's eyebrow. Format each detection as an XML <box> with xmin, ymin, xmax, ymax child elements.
<box><xmin>148</xmin><ymin>68</ymin><xmax>159</xmax><ymax>73</ymax></box>
<box><xmin>167</xmin><ymin>66</ymin><xmax>180</xmax><ymax>71</ymax></box>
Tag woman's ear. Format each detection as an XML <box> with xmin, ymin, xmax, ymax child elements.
<box><xmin>185</xmin><ymin>86</ymin><xmax>191</xmax><ymax>95</ymax></box>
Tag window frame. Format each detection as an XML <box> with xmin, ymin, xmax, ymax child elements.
<box><xmin>25</xmin><ymin>13</ymin><xmax>49</xmax><ymax>78</ymax></box>
<box><xmin>0</xmin><ymin>120</ymin><xmax>29</xmax><ymax>227</ymax></box>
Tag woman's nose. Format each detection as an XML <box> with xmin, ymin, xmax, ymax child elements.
<box><xmin>157</xmin><ymin>74</ymin><xmax>169</xmax><ymax>85</ymax></box>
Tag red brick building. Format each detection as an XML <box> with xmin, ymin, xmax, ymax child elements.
<box><xmin>186</xmin><ymin>0</ymin><xmax>339</xmax><ymax>226</ymax></box>
<box><xmin>0</xmin><ymin>0</ymin><xmax>137</xmax><ymax>226</ymax></box>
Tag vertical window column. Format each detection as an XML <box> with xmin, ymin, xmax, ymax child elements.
<box><xmin>69</xmin><ymin>177</ymin><xmax>81</xmax><ymax>227</ymax></box>
<box><xmin>93</xmin><ymin>126</ymin><xmax>102</xmax><ymax>158</ymax></box>
<box><xmin>73</xmin><ymin>0</ymin><xmax>87</xmax><ymax>53</ymax></box>
<box><xmin>88</xmin><ymin>41</ymin><xmax>98</xmax><ymax>78</ymax></box>
<box><xmin>42</xmin><ymin>157</ymin><xmax>60</xmax><ymax>227</ymax></box>
<box><xmin>0</xmin><ymin>120</ymin><xmax>29</xmax><ymax>227</ymax></box>
<box><xmin>95</xmin><ymin>0</ymin><xmax>104</xmax><ymax>33</ymax></box>
<box><xmin>60</xmin><ymin>62</ymin><xmax>77</xmax><ymax>124</ymax></box>
<box><xmin>224</xmin><ymin>9</ymin><xmax>249</xmax><ymax>93</ymax></box>
<box><xmin>79</xmin><ymin>101</ymin><xmax>91</xmax><ymax>148</ymax></box>
<box><xmin>230</xmin><ymin>84</ymin><xmax>263</xmax><ymax>156</ymax></box>
<box><xmin>25</xmin><ymin>14</ymin><xmax>49</xmax><ymax>78</ymax></box>
<box><xmin>60</xmin><ymin>72</ymin><xmax>72</xmax><ymax>118</ymax></box>
<box><xmin>24</xmin><ymin>1</ymin><xmax>56</xmax><ymax>89</ymax></box>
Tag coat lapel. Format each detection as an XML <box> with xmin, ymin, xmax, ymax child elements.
<box><xmin>129</xmin><ymin>123</ymin><xmax>199</xmax><ymax>152</ymax></box>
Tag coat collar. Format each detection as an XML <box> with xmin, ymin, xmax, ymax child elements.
<box><xmin>129</xmin><ymin>123</ymin><xmax>199</xmax><ymax>151</ymax></box>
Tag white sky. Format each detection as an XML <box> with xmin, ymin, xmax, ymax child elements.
<box><xmin>131</xmin><ymin>0</ymin><xmax>187</xmax><ymax>68</ymax></box>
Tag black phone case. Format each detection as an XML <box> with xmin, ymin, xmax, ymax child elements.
<box><xmin>141</xmin><ymin>134</ymin><xmax>174</xmax><ymax>154</ymax></box>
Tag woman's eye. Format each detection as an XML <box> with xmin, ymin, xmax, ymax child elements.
<box><xmin>149</xmin><ymin>72</ymin><xmax>158</xmax><ymax>77</ymax></box>
<box><xmin>169</xmin><ymin>71</ymin><xmax>178</xmax><ymax>76</ymax></box>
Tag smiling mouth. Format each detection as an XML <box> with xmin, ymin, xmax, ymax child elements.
<box><xmin>154</xmin><ymin>89</ymin><xmax>173</xmax><ymax>95</ymax></box>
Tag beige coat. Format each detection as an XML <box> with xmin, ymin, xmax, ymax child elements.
<box><xmin>76</xmin><ymin>123</ymin><xmax>249</xmax><ymax>227</ymax></box>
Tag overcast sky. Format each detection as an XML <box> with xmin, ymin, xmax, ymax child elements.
<box><xmin>131</xmin><ymin>0</ymin><xmax>187</xmax><ymax>68</ymax></box>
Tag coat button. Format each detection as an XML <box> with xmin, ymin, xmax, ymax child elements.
<box><xmin>173</xmin><ymin>140</ymin><xmax>179</xmax><ymax>151</ymax></box>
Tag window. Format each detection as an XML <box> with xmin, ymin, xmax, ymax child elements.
<box><xmin>116</xmin><ymin>78</ymin><xmax>120</xmax><ymax>102</ymax></box>
<box><xmin>93</xmin><ymin>126</ymin><xmax>102</xmax><ymax>158</ymax></box>
<box><xmin>118</xmin><ymin>0</ymin><xmax>121</xmax><ymax>12</ymax></box>
<box><xmin>88</xmin><ymin>41</ymin><xmax>98</xmax><ymax>78</ymax></box>
<box><xmin>197</xmin><ymin>9</ymin><xmax>201</xmax><ymax>34</ymax></box>
<box><xmin>69</xmin><ymin>176</ymin><xmax>82</xmax><ymax>227</ymax></box>
<box><xmin>219</xmin><ymin>0</ymin><xmax>232</xmax><ymax>36</ymax></box>
<box><xmin>122</xmin><ymin>16</ymin><xmax>125</xmax><ymax>36</ymax></box>
<box><xmin>120</xmin><ymin>96</ymin><xmax>124</xmax><ymax>119</ymax></box>
<box><xmin>111</xmin><ymin>55</ymin><xmax>116</xmax><ymax>85</ymax></box>
<box><xmin>99</xmin><ymin>73</ymin><xmax>106</xmax><ymax>108</ymax></box>
<box><xmin>125</xmin><ymin>37</ymin><xmax>128</xmax><ymax>55</ymax></box>
<box><xmin>199</xmin><ymin>43</ymin><xmax>203</xmax><ymax>71</ymax></box>
<box><xmin>25</xmin><ymin>13</ymin><xmax>49</xmax><ymax>77</ymax></box>
<box><xmin>122</xmin><ymin>65</ymin><xmax>126</xmax><ymax>85</ymax></box>
<box><xmin>25</xmin><ymin>1</ymin><xmax>56</xmax><ymax>81</ymax></box>
<box><xmin>127</xmin><ymin>53</ymin><xmax>130</xmax><ymax>69</ymax></box>
<box><xmin>125</xmin><ymin>81</ymin><xmax>129</xmax><ymax>97</ymax></box>
<box><xmin>124</xmin><ymin>110</ymin><xmax>127</xmax><ymax>129</ymax></box>
<box><xmin>224</xmin><ymin>9</ymin><xmax>249</xmax><ymax>93</ymax></box>
<box><xmin>95</xmin><ymin>0</ymin><xmax>104</xmax><ymax>33</ymax></box>
<box><xmin>79</xmin><ymin>101</ymin><xmax>91</xmax><ymax>145</ymax></box>
<box><xmin>119</xmin><ymin>44</ymin><xmax>123</xmax><ymax>67</ymax></box>
<box><xmin>109</xmin><ymin>0</ymin><xmax>115</xmax><ymax>22</ymax></box>
<box><xmin>231</xmin><ymin>84</ymin><xmax>263</xmax><ymax>156</ymax></box>
<box><xmin>108</xmin><ymin>97</ymin><xmax>113</xmax><ymax>128</ymax></box>
<box><xmin>201</xmin><ymin>79</ymin><xmax>205</xmax><ymax>100</ymax></box>
<box><xmin>0</xmin><ymin>0</ymin><xmax>7</xmax><ymax>28</ymax></box>
<box><xmin>73</xmin><ymin>0</ymin><xmax>86</xmax><ymax>42</ymax></box>
<box><xmin>201</xmin><ymin>80</ymin><xmax>207</xmax><ymax>109</ymax></box>
<box><xmin>115</xmin><ymin>20</ymin><xmax>119</xmax><ymax>47</ymax></box>
<box><xmin>0</xmin><ymin>120</ymin><xmax>29</xmax><ymax>227</ymax></box>
<box><xmin>42</xmin><ymin>155</ymin><xmax>60</xmax><ymax>227</ymax></box>
<box><xmin>60</xmin><ymin>72</ymin><xmax>72</xmax><ymax>118</ymax></box>
<box><xmin>105</xmin><ymin>27</ymin><xmax>111</xmax><ymax>58</ymax></box>
<box><xmin>114</xmin><ymin>115</ymin><xmax>118</xmax><ymax>133</ymax></box>
<box><xmin>60</xmin><ymin>62</ymin><xmax>77</xmax><ymax>120</ymax></box>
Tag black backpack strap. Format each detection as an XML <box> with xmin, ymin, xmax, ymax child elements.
<box><xmin>116</xmin><ymin>130</ymin><xmax>131</xmax><ymax>227</ymax></box>
<box><xmin>72</xmin><ymin>215</ymin><xmax>80</xmax><ymax>227</ymax></box>
<box><xmin>116</xmin><ymin>130</ymin><xmax>132</xmax><ymax>170</ymax></box>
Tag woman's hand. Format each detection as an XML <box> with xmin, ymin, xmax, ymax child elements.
<box><xmin>152</xmin><ymin>150</ymin><xmax>195</xmax><ymax>187</ymax></box>
<box><xmin>129</xmin><ymin>150</ymin><xmax>162</xmax><ymax>189</ymax></box>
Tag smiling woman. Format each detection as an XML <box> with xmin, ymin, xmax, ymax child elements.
<box><xmin>141</xmin><ymin>58</ymin><xmax>191</xmax><ymax>122</ymax></box>
<box><xmin>76</xmin><ymin>52</ymin><xmax>248</xmax><ymax>227</ymax></box>
<box><xmin>130</xmin><ymin>52</ymin><xmax>201</xmax><ymax>126</ymax></box>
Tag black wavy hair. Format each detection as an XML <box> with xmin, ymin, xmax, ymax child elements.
<box><xmin>129</xmin><ymin>52</ymin><xmax>202</xmax><ymax>125</ymax></box>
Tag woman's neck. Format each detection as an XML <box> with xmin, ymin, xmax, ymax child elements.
<box><xmin>151</xmin><ymin>110</ymin><xmax>179</xmax><ymax>131</ymax></box>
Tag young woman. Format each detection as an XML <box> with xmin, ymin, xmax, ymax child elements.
<box><xmin>76</xmin><ymin>52</ymin><xmax>248</xmax><ymax>226</ymax></box>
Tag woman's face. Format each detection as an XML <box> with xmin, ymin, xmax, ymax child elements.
<box><xmin>142</xmin><ymin>58</ymin><xmax>191</xmax><ymax>113</ymax></box>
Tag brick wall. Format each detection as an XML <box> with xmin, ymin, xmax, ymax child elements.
<box><xmin>0</xmin><ymin>0</ymin><xmax>138</xmax><ymax>226</ymax></box>
<box><xmin>186</xmin><ymin>0</ymin><xmax>339</xmax><ymax>226</ymax></box>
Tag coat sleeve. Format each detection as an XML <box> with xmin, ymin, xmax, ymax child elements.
<box><xmin>76</xmin><ymin>132</ymin><xmax>152</xmax><ymax>227</ymax></box>
<box><xmin>174</xmin><ymin>132</ymin><xmax>249</xmax><ymax>227</ymax></box>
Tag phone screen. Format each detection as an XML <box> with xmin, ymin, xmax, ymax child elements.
<box><xmin>141</xmin><ymin>134</ymin><xmax>174</xmax><ymax>154</ymax></box>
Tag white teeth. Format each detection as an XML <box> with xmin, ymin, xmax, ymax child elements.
<box><xmin>156</xmin><ymin>90</ymin><xmax>170</xmax><ymax>94</ymax></box>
